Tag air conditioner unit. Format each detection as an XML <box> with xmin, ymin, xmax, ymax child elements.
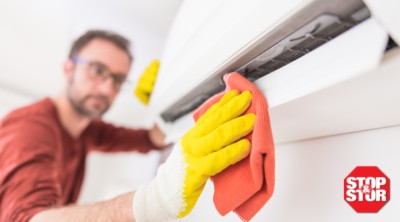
<box><xmin>150</xmin><ymin>0</ymin><xmax>400</xmax><ymax>143</ymax></box>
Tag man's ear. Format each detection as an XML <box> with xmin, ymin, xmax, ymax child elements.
<box><xmin>63</xmin><ymin>59</ymin><xmax>74</xmax><ymax>83</ymax></box>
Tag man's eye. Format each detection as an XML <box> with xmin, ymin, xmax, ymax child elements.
<box><xmin>91</xmin><ymin>65</ymin><xmax>105</xmax><ymax>76</ymax></box>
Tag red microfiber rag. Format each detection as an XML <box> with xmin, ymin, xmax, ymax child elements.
<box><xmin>193</xmin><ymin>72</ymin><xmax>275</xmax><ymax>221</ymax></box>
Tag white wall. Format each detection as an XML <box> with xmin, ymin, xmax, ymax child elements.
<box><xmin>181</xmin><ymin>125</ymin><xmax>400</xmax><ymax>222</ymax></box>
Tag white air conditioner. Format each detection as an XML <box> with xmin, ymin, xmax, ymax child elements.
<box><xmin>150</xmin><ymin>0</ymin><xmax>400</xmax><ymax>144</ymax></box>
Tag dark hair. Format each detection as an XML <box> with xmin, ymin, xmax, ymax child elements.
<box><xmin>68</xmin><ymin>30</ymin><xmax>133</xmax><ymax>62</ymax></box>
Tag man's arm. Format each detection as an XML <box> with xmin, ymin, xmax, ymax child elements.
<box><xmin>0</xmin><ymin>114</ymin><xmax>139</xmax><ymax>222</ymax></box>
<box><xmin>26</xmin><ymin>125</ymin><xmax>165</xmax><ymax>222</ymax></box>
<box><xmin>86</xmin><ymin>121</ymin><xmax>162</xmax><ymax>153</ymax></box>
<box><xmin>30</xmin><ymin>192</ymin><xmax>136</xmax><ymax>222</ymax></box>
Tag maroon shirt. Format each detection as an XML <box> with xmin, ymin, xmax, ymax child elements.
<box><xmin>0</xmin><ymin>98</ymin><xmax>157</xmax><ymax>222</ymax></box>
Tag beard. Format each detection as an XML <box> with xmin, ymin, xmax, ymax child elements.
<box><xmin>66</xmin><ymin>70</ymin><xmax>113</xmax><ymax>119</ymax></box>
<box><xmin>67</xmin><ymin>92</ymin><xmax>111</xmax><ymax>119</ymax></box>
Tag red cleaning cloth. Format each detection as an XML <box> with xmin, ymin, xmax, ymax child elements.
<box><xmin>193</xmin><ymin>72</ymin><xmax>275</xmax><ymax>221</ymax></box>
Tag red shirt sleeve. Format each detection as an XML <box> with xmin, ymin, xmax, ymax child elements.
<box><xmin>84</xmin><ymin>120</ymin><xmax>158</xmax><ymax>153</ymax></box>
<box><xmin>0</xmin><ymin>116</ymin><xmax>63</xmax><ymax>222</ymax></box>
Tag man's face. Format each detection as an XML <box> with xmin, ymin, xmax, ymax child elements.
<box><xmin>65</xmin><ymin>38</ymin><xmax>131</xmax><ymax>119</ymax></box>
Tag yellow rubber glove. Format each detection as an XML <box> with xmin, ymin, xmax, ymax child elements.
<box><xmin>134</xmin><ymin>59</ymin><xmax>160</xmax><ymax>105</ymax></box>
<box><xmin>133</xmin><ymin>90</ymin><xmax>256</xmax><ymax>222</ymax></box>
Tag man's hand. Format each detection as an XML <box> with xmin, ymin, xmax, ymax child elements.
<box><xmin>134</xmin><ymin>60</ymin><xmax>160</xmax><ymax>105</ymax></box>
<box><xmin>148</xmin><ymin>124</ymin><xmax>168</xmax><ymax>149</ymax></box>
<box><xmin>133</xmin><ymin>90</ymin><xmax>255</xmax><ymax>222</ymax></box>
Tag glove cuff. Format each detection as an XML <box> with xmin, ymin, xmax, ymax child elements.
<box><xmin>133</xmin><ymin>180</ymin><xmax>175</xmax><ymax>222</ymax></box>
<box><xmin>132</xmin><ymin>143</ymin><xmax>187</xmax><ymax>222</ymax></box>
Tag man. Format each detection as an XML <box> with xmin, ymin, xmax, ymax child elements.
<box><xmin>0</xmin><ymin>30</ymin><xmax>255</xmax><ymax>222</ymax></box>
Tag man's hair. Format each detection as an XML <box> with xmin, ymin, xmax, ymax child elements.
<box><xmin>68</xmin><ymin>30</ymin><xmax>133</xmax><ymax>61</ymax></box>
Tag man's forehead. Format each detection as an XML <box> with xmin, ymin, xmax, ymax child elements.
<box><xmin>76</xmin><ymin>38</ymin><xmax>131</xmax><ymax>74</ymax></box>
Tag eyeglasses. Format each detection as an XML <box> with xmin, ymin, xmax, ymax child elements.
<box><xmin>71</xmin><ymin>57</ymin><xmax>129</xmax><ymax>90</ymax></box>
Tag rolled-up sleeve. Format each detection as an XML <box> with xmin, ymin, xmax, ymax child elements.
<box><xmin>85</xmin><ymin>120</ymin><xmax>157</xmax><ymax>153</ymax></box>
<box><xmin>0</xmin><ymin>117</ymin><xmax>62</xmax><ymax>222</ymax></box>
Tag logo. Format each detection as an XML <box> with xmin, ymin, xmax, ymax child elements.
<box><xmin>344</xmin><ymin>166</ymin><xmax>390</xmax><ymax>213</ymax></box>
